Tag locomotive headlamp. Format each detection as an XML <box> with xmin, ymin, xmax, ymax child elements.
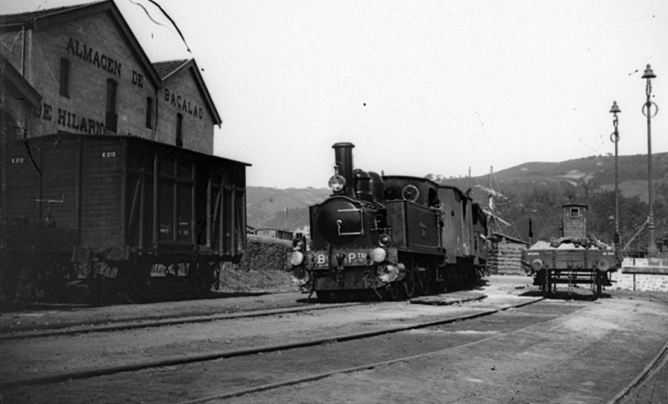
<box><xmin>378</xmin><ymin>234</ymin><xmax>391</xmax><ymax>247</ymax></box>
<box><xmin>531</xmin><ymin>259</ymin><xmax>544</xmax><ymax>272</ymax></box>
<box><xmin>596</xmin><ymin>259</ymin><xmax>610</xmax><ymax>272</ymax></box>
<box><xmin>328</xmin><ymin>175</ymin><xmax>346</xmax><ymax>193</ymax></box>
<box><xmin>288</xmin><ymin>251</ymin><xmax>305</xmax><ymax>267</ymax></box>
<box><xmin>371</xmin><ymin>247</ymin><xmax>387</xmax><ymax>263</ymax></box>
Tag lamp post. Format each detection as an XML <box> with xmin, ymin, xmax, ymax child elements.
<box><xmin>642</xmin><ymin>64</ymin><xmax>658</xmax><ymax>256</ymax></box>
<box><xmin>610</xmin><ymin>101</ymin><xmax>621</xmax><ymax>255</ymax></box>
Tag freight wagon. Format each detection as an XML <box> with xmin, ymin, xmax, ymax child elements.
<box><xmin>522</xmin><ymin>204</ymin><xmax>620</xmax><ymax>296</ymax></box>
<box><xmin>0</xmin><ymin>133</ymin><xmax>249</xmax><ymax>304</ymax></box>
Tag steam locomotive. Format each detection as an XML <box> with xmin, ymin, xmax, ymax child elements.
<box><xmin>286</xmin><ymin>142</ymin><xmax>488</xmax><ymax>301</ymax></box>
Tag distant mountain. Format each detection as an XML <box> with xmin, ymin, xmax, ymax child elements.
<box><xmin>441</xmin><ymin>152</ymin><xmax>668</xmax><ymax>204</ymax></box>
<box><xmin>246</xmin><ymin>153</ymin><xmax>668</xmax><ymax>236</ymax></box>
<box><xmin>246</xmin><ymin>186</ymin><xmax>330</xmax><ymax>230</ymax></box>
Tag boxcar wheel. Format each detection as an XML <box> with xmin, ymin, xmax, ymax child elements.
<box><xmin>595</xmin><ymin>271</ymin><xmax>603</xmax><ymax>296</ymax></box>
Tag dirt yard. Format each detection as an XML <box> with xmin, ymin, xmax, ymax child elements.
<box><xmin>1</xmin><ymin>276</ymin><xmax>668</xmax><ymax>404</ymax></box>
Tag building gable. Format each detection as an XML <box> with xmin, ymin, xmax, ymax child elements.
<box><xmin>0</xmin><ymin>0</ymin><xmax>220</xmax><ymax>155</ymax></box>
<box><xmin>156</xmin><ymin>58</ymin><xmax>222</xmax><ymax>126</ymax></box>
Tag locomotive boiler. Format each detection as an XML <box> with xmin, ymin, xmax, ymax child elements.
<box><xmin>286</xmin><ymin>142</ymin><xmax>488</xmax><ymax>301</ymax></box>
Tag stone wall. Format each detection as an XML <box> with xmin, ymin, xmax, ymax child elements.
<box><xmin>609</xmin><ymin>271</ymin><xmax>668</xmax><ymax>292</ymax></box>
<box><xmin>488</xmin><ymin>242</ymin><xmax>525</xmax><ymax>275</ymax></box>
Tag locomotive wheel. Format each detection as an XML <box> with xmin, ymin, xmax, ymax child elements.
<box><xmin>387</xmin><ymin>283</ymin><xmax>402</xmax><ymax>300</ymax></box>
<box><xmin>404</xmin><ymin>278</ymin><xmax>415</xmax><ymax>298</ymax></box>
<box><xmin>416</xmin><ymin>272</ymin><xmax>428</xmax><ymax>296</ymax></box>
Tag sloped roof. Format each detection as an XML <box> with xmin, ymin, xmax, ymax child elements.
<box><xmin>492</xmin><ymin>232</ymin><xmax>529</xmax><ymax>246</ymax></box>
<box><xmin>153</xmin><ymin>59</ymin><xmax>188</xmax><ymax>80</ymax></box>
<box><xmin>1</xmin><ymin>1</ymin><xmax>222</xmax><ymax>128</ymax></box>
<box><xmin>153</xmin><ymin>58</ymin><xmax>222</xmax><ymax>126</ymax></box>
<box><xmin>0</xmin><ymin>2</ymin><xmax>102</xmax><ymax>27</ymax></box>
<box><xmin>0</xmin><ymin>0</ymin><xmax>160</xmax><ymax>87</ymax></box>
<box><xmin>0</xmin><ymin>53</ymin><xmax>41</xmax><ymax>110</ymax></box>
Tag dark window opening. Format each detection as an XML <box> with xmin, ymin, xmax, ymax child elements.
<box><xmin>146</xmin><ymin>97</ymin><xmax>154</xmax><ymax>129</ymax></box>
<box><xmin>105</xmin><ymin>79</ymin><xmax>118</xmax><ymax>132</ymax></box>
<box><xmin>176</xmin><ymin>113</ymin><xmax>183</xmax><ymax>147</ymax></box>
<box><xmin>59</xmin><ymin>58</ymin><xmax>70</xmax><ymax>97</ymax></box>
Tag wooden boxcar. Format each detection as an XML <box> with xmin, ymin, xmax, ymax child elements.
<box><xmin>0</xmin><ymin>133</ymin><xmax>249</xmax><ymax>303</ymax></box>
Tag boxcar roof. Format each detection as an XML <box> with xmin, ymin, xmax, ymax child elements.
<box><xmin>23</xmin><ymin>133</ymin><xmax>251</xmax><ymax>166</ymax></box>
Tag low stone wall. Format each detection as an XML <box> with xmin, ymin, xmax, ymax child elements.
<box><xmin>608</xmin><ymin>257</ymin><xmax>668</xmax><ymax>292</ymax></box>
<box><xmin>610</xmin><ymin>271</ymin><xmax>668</xmax><ymax>292</ymax></box>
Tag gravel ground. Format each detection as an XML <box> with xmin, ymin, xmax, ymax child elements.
<box><xmin>2</xmin><ymin>275</ymin><xmax>667</xmax><ymax>404</ymax></box>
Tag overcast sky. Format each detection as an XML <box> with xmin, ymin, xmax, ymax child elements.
<box><xmin>6</xmin><ymin>0</ymin><xmax>668</xmax><ymax>189</ymax></box>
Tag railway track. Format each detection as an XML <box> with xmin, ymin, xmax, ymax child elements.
<box><xmin>3</xmin><ymin>286</ymin><xmax>667</xmax><ymax>404</ymax></box>
<box><xmin>1</xmin><ymin>295</ymin><xmax>545</xmax><ymax>400</ymax></box>
<box><xmin>0</xmin><ymin>302</ymin><xmax>363</xmax><ymax>341</ymax></box>
<box><xmin>174</xmin><ymin>297</ymin><xmax>550</xmax><ymax>404</ymax></box>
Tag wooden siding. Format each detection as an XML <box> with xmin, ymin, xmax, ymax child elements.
<box><xmin>38</xmin><ymin>137</ymin><xmax>79</xmax><ymax>229</ymax></box>
<box><xmin>3</xmin><ymin>141</ymin><xmax>41</xmax><ymax>224</ymax></box>
<box><xmin>2</xmin><ymin>133</ymin><xmax>247</xmax><ymax>262</ymax></box>
<box><xmin>80</xmin><ymin>137</ymin><xmax>123</xmax><ymax>248</ymax></box>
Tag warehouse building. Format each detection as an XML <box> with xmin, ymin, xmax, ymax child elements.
<box><xmin>0</xmin><ymin>0</ymin><xmax>221</xmax><ymax>154</ymax></box>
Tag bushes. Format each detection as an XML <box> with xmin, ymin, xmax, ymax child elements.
<box><xmin>216</xmin><ymin>235</ymin><xmax>300</xmax><ymax>293</ymax></box>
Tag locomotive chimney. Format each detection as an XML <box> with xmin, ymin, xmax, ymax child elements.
<box><xmin>332</xmin><ymin>142</ymin><xmax>355</xmax><ymax>196</ymax></box>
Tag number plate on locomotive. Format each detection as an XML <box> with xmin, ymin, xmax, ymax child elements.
<box><xmin>313</xmin><ymin>249</ymin><xmax>370</xmax><ymax>268</ymax></box>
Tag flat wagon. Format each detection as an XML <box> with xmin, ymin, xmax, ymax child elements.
<box><xmin>522</xmin><ymin>204</ymin><xmax>620</xmax><ymax>296</ymax></box>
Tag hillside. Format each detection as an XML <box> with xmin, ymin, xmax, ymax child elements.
<box><xmin>444</xmin><ymin>152</ymin><xmax>668</xmax><ymax>203</ymax></box>
<box><xmin>246</xmin><ymin>186</ymin><xmax>330</xmax><ymax>230</ymax></box>
<box><xmin>247</xmin><ymin>152</ymin><xmax>668</xmax><ymax>244</ymax></box>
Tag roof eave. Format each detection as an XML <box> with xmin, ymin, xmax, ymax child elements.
<box><xmin>0</xmin><ymin>55</ymin><xmax>42</xmax><ymax>110</ymax></box>
<box><xmin>161</xmin><ymin>58</ymin><xmax>222</xmax><ymax>126</ymax></box>
<box><xmin>29</xmin><ymin>1</ymin><xmax>161</xmax><ymax>87</ymax></box>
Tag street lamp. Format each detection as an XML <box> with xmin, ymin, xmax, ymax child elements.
<box><xmin>642</xmin><ymin>64</ymin><xmax>658</xmax><ymax>256</ymax></box>
<box><xmin>609</xmin><ymin>101</ymin><xmax>620</xmax><ymax>255</ymax></box>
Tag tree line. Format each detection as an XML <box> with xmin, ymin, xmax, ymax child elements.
<box><xmin>492</xmin><ymin>181</ymin><xmax>668</xmax><ymax>252</ymax></box>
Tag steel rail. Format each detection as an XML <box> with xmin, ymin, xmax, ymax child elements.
<box><xmin>0</xmin><ymin>302</ymin><xmax>363</xmax><ymax>341</ymax></box>
<box><xmin>605</xmin><ymin>339</ymin><xmax>668</xmax><ymax>404</ymax></box>
<box><xmin>175</xmin><ymin>297</ymin><xmax>545</xmax><ymax>404</ymax></box>
<box><xmin>0</xmin><ymin>297</ymin><xmax>542</xmax><ymax>390</ymax></box>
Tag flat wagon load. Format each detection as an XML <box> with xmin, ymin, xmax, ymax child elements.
<box><xmin>521</xmin><ymin>204</ymin><xmax>621</xmax><ymax>296</ymax></box>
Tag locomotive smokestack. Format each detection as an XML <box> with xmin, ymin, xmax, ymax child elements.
<box><xmin>332</xmin><ymin>142</ymin><xmax>355</xmax><ymax>196</ymax></box>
